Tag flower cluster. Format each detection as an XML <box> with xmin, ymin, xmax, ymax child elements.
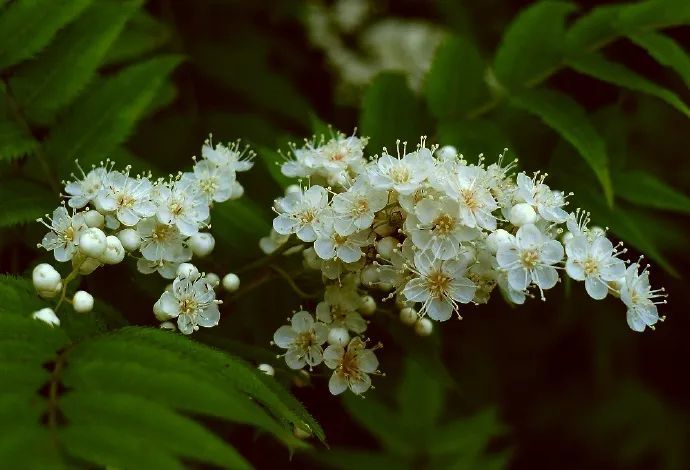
<box><xmin>268</xmin><ymin>132</ymin><xmax>667</xmax><ymax>395</ymax></box>
<box><xmin>30</xmin><ymin>137</ymin><xmax>252</xmax><ymax>333</ymax></box>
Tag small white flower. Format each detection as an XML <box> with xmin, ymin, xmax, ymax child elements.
<box><xmin>440</xmin><ymin>164</ymin><xmax>498</xmax><ymax>230</ymax></box>
<box><xmin>153</xmin><ymin>272</ymin><xmax>221</xmax><ymax>334</ymax></box>
<box><xmin>313</xmin><ymin>220</ymin><xmax>374</xmax><ymax>263</ymax></box>
<box><xmin>620</xmin><ymin>263</ymin><xmax>665</xmax><ymax>332</ymax></box>
<box><xmin>96</xmin><ymin>171</ymin><xmax>156</xmax><ymax>226</ymax></box>
<box><xmin>402</xmin><ymin>251</ymin><xmax>476</xmax><ymax>321</ymax></box>
<box><xmin>496</xmin><ymin>224</ymin><xmax>564</xmax><ymax>298</ymax></box>
<box><xmin>316</xmin><ymin>289</ymin><xmax>367</xmax><ymax>334</ymax></box>
<box><xmin>187</xmin><ymin>160</ymin><xmax>235</xmax><ymax>203</ymax></box>
<box><xmin>137</xmin><ymin>258</ymin><xmax>182</xmax><ymax>279</ymax></box>
<box><xmin>323</xmin><ymin>337</ymin><xmax>379</xmax><ymax>395</ymax></box>
<box><xmin>64</xmin><ymin>164</ymin><xmax>109</xmax><ymax>209</ymax></box>
<box><xmin>259</xmin><ymin>228</ymin><xmax>290</xmax><ymax>254</ymax></box>
<box><xmin>273</xmin><ymin>185</ymin><xmax>329</xmax><ymax>242</ymax></box>
<box><xmin>155</xmin><ymin>178</ymin><xmax>210</xmax><ymax>236</ymax></box>
<box><xmin>202</xmin><ymin>139</ymin><xmax>254</xmax><ymax>173</ymax></box>
<box><xmin>331</xmin><ymin>179</ymin><xmax>388</xmax><ymax>235</ymax></box>
<box><xmin>368</xmin><ymin>145</ymin><xmax>434</xmax><ymax>195</ymax></box>
<box><xmin>565</xmin><ymin>235</ymin><xmax>626</xmax><ymax>300</ymax></box>
<box><xmin>515</xmin><ymin>172</ymin><xmax>568</xmax><ymax>223</ymax></box>
<box><xmin>38</xmin><ymin>206</ymin><xmax>88</xmax><ymax>262</ymax></box>
<box><xmin>273</xmin><ymin>311</ymin><xmax>329</xmax><ymax>369</ymax></box>
<box><xmin>137</xmin><ymin>217</ymin><xmax>191</xmax><ymax>262</ymax></box>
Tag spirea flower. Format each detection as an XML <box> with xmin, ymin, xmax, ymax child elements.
<box><xmin>38</xmin><ymin>206</ymin><xmax>88</xmax><ymax>262</ymax></box>
<box><xmin>323</xmin><ymin>337</ymin><xmax>379</xmax><ymax>395</ymax></box>
<box><xmin>273</xmin><ymin>311</ymin><xmax>329</xmax><ymax>369</ymax></box>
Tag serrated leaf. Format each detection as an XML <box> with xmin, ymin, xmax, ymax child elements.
<box><xmin>0</xmin><ymin>178</ymin><xmax>57</xmax><ymax>227</ymax></box>
<box><xmin>425</xmin><ymin>36</ymin><xmax>487</xmax><ymax>119</ymax></box>
<box><xmin>566</xmin><ymin>52</ymin><xmax>690</xmax><ymax>117</ymax></box>
<box><xmin>0</xmin><ymin>0</ymin><xmax>93</xmax><ymax>69</ymax></box>
<box><xmin>510</xmin><ymin>89</ymin><xmax>613</xmax><ymax>204</ymax></box>
<box><xmin>45</xmin><ymin>55</ymin><xmax>182</xmax><ymax>176</ymax></box>
<box><xmin>102</xmin><ymin>11</ymin><xmax>171</xmax><ymax>66</ymax></box>
<box><xmin>613</xmin><ymin>170</ymin><xmax>690</xmax><ymax>214</ymax></box>
<box><xmin>493</xmin><ymin>1</ymin><xmax>576</xmax><ymax>88</ymax></box>
<box><xmin>0</xmin><ymin>119</ymin><xmax>38</xmax><ymax>161</ymax></box>
<box><xmin>629</xmin><ymin>32</ymin><xmax>690</xmax><ymax>89</ymax></box>
<box><xmin>10</xmin><ymin>0</ymin><xmax>141</xmax><ymax>123</ymax></box>
<box><xmin>360</xmin><ymin>72</ymin><xmax>430</xmax><ymax>152</ymax></box>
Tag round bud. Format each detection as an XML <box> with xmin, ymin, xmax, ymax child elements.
<box><xmin>414</xmin><ymin>317</ymin><xmax>433</xmax><ymax>336</ymax></box>
<box><xmin>374</xmin><ymin>222</ymin><xmax>393</xmax><ymax>237</ymax></box>
<box><xmin>561</xmin><ymin>231</ymin><xmax>574</xmax><ymax>246</ymax></box>
<box><xmin>117</xmin><ymin>228</ymin><xmax>141</xmax><ymax>252</ymax></box>
<box><xmin>222</xmin><ymin>273</ymin><xmax>241</xmax><ymax>292</ymax></box>
<box><xmin>359</xmin><ymin>295</ymin><xmax>376</xmax><ymax>316</ymax></box>
<box><xmin>509</xmin><ymin>203</ymin><xmax>538</xmax><ymax>227</ymax></box>
<box><xmin>83</xmin><ymin>210</ymin><xmax>105</xmax><ymax>228</ymax></box>
<box><xmin>159</xmin><ymin>321</ymin><xmax>177</xmax><ymax>331</ymax></box>
<box><xmin>376</xmin><ymin>236</ymin><xmax>398</xmax><ymax>260</ymax></box>
<box><xmin>399</xmin><ymin>307</ymin><xmax>418</xmax><ymax>325</ymax></box>
<box><xmin>486</xmin><ymin>229</ymin><xmax>512</xmax><ymax>254</ymax></box>
<box><xmin>360</xmin><ymin>264</ymin><xmax>379</xmax><ymax>286</ymax></box>
<box><xmin>285</xmin><ymin>184</ymin><xmax>301</xmax><ymax>196</ymax></box>
<box><xmin>327</xmin><ymin>327</ymin><xmax>350</xmax><ymax>346</ymax></box>
<box><xmin>258</xmin><ymin>363</ymin><xmax>275</xmax><ymax>376</ymax></box>
<box><xmin>32</xmin><ymin>263</ymin><xmax>61</xmax><ymax>292</ymax></box>
<box><xmin>436</xmin><ymin>145</ymin><xmax>458</xmax><ymax>161</ymax></box>
<box><xmin>72</xmin><ymin>290</ymin><xmax>94</xmax><ymax>313</ymax></box>
<box><xmin>189</xmin><ymin>232</ymin><xmax>215</xmax><ymax>257</ymax></box>
<box><xmin>100</xmin><ymin>236</ymin><xmax>125</xmax><ymax>265</ymax></box>
<box><xmin>205</xmin><ymin>272</ymin><xmax>220</xmax><ymax>287</ymax></box>
<box><xmin>32</xmin><ymin>307</ymin><xmax>60</xmax><ymax>327</ymax></box>
<box><xmin>177</xmin><ymin>263</ymin><xmax>199</xmax><ymax>278</ymax></box>
<box><xmin>230</xmin><ymin>181</ymin><xmax>245</xmax><ymax>199</ymax></box>
<box><xmin>79</xmin><ymin>228</ymin><xmax>107</xmax><ymax>258</ymax></box>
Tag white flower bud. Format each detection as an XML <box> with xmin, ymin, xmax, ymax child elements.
<box><xmin>258</xmin><ymin>363</ymin><xmax>275</xmax><ymax>376</ymax></box>
<box><xmin>32</xmin><ymin>308</ymin><xmax>60</xmax><ymax>327</ymax></box>
<box><xmin>205</xmin><ymin>272</ymin><xmax>220</xmax><ymax>287</ymax></box>
<box><xmin>79</xmin><ymin>228</ymin><xmax>107</xmax><ymax>258</ymax></box>
<box><xmin>72</xmin><ymin>290</ymin><xmax>94</xmax><ymax>313</ymax></box>
<box><xmin>37</xmin><ymin>282</ymin><xmax>62</xmax><ymax>299</ymax></box>
<box><xmin>436</xmin><ymin>145</ymin><xmax>458</xmax><ymax>161</ymax></box>
<box><xmin>230</xmin><ymin>181</ymin><xmax>245</xmax><ymax>199</ymax></box>
<box><xmin>154</xmin><ymin>299</ymin><xmax>174</xmax><ymax>321</ymax></box>
<box><xmin>32</xmin><ymin>263</ymin><xmax>61</xmax><ymax>292</ymax></box>
<box><xmin>414</xmin><ymin>317</ymin><xmax>433</xmax><ymax>336</ymax></box>
<box><xmin>359</xmin><ymin>295</ymin><xmax>376</xmax><ymax>316</ymax></box>
<box><xmin>83</xmin><ymin>210</ymin><xmax>105</xmax><ymax>228</ymax></box>
<box><xmin>399</xmin><ymin>307</ymin><xmax>418</xmax><ymax>325</ymax></box>
<box><xmin>160</xmin><ymin>321</ymin><xmax>177</xmax><ymax>331</ymax></box>
<box><xmin>222</xmin><ymin>273</ymin><xmax>240</xmax><ymax>292</ymax></box>
<box><xmin>189</xmin><ymin>232</ymin><xmax>215</xmax><ymax>257</ymax></box>
<box><xmin>117</xmin><ymin>228</ymin><xmax>141</xmax><ymax>252</ymax></box>
<box><xmin>509</xmin><ymin>203</ymin><xmax>538</xmax><ymax>227</ymax></box>
<box><xmin>177</xmin><ymin>263</ymin><xmax>199</xmax><ymax>278</ymax></box>
<box><xmin>360</xmin><ymin>264</ymin><xmax>379</xmax><ymax>286</ymax></box>
<box><xmin>486</xmin><ymin>228</ymin><xmax>512</xmax><ymax>254</ymax></box>
<box><xmin>100</xmin><ymin>235</ymin><xmax>125</xmax><ymax>265</ymax></box>
<box><xmin>376</xmin><ymin>236</ymin><xmax>397</xmax><ymax>260</ymax></box>
<box><xmin>285</xmin><ymin>184</ymin><xmax>301</xmax><ymax>195</ymax></box>
<box><xmin>327</xmin><ymin>327</ymin><xmax>350</xmax><ymax>346</ymax></box>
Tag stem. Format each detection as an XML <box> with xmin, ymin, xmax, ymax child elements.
<box><xmin>54</xmin><ymin>264</ymin><xmax>81</xmax><ymax>312</ymax></box>
<box><xmin>269</xmin><ymin>265</ymin><xmax>316</xmax><ymax>299</ymax></box>
<box><xmin>47</xmin><ymin>344</ymin><xmax>73</xmax><ymax>448</ymax></box>
<box><xmin>234</xmin><ymin>238</ymin><xmax>304</xmax><ymax>275</ymax></box>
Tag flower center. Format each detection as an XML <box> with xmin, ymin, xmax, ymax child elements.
<box><xmin>520</xmin><ymin>249</ymin><xmax>540</xmax><ymax>269</ymax></box>
<box><xmin>460</xmin><ymin>189</ymin><xmax>479</xmax><ymax>210</ymax></box>
<box><xmin>64</xmin><ymin>226</ymin><xmax>75</xmax><ymax>242</ymax></box>
<box><xmin>329</xmin><ymin>152</ymin><xmax>344</xmax><ymax>162</ymax></box>
<box><xmin>426</xmin><ymin>270</ymin><xmax>451</xmax><ymax>298</ymax></box>
<box><xmin>390</xmin><ymin>165</ymin><xmax>410</xmax><ymax>184</ymax></box>
<box><xmin>179</xmin><ymin>297</ymin><xmax>198</xmax><ymax>315</ymax></box>
<box><xmin>170</xmin><ymin>201</ymin><xmax>184</xmax><ymax>216</ymax></box>
<box><xmin>299</xmin><ymin>208</ymin><xmax>317</xmax><ymax>224</ymax></box>
<box><xmin>583</xmin><ymin>258</ymin><xmax>599</xmax><ymax>276</ymax></box>
<box><xmin>117</xmin><ymin>193</ymin><xmax>135</xmax><ymax>209</ymax></box>
<box><xmin>295</xmin><ymin>331</ymin><xmax>318</xmax><ymax>350</ymax></box>
<box><xmin>338</xmin><ymin>349</ymin><xmax>362</xmax><ymax>379</ymax></box>
<box><xmin>433</xmin><ymin>214</ymin><xmax>455</xmax><ymax>234</ymax></box>
<box><xmin>332</xmin><ymin>233</ymin><xmax>348</xmax><ymax>246</ymax></box>
<box><xmin>199</xmin><ymin>177</ymin><xmax>218</xmax><ymax>195</ymax></box>
<box><xmin>352</xmin><ymin>198</ymin><xmax>369</xmax><ymax>216</ymax></box>
<box><xmin>152</xmin><ymin>224</ymin><xmax>171</xmax><ymax>241</ymax></box>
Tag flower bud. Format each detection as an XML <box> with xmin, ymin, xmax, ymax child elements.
<box><xmin>37</xmin><ymin>282</ymin><xmax>62</xmax><ymax>299</ymax></box>
<box><xmin>230</xmin><ymin>181</ymin><xmax>245</xmax><ymax>199</ymax></box>
<box><xmin>414</xmin><ymin>317</ymin><xmax>433</xmax><ymax>336</ymax></box>
<box><xmin>177</xmin><ymin>263</ymin><xmax>199</xmax><ymax>278</ymax></box>
<box><xmin>222</xmin><ymin>273</ymin><xmax>240</xmax><ymax>292</ymax></box>
<box><xmin>399</xmin><ymin>307</ymin><xmax>418</xmax><ymax>325</ymax></box>
<box><xmin>117</xmin><ymin>228</ymin><xmax>141</xmax><ymax>252</ymax></box>
<box><xmin>32</xmin><ymin>263</ymin><xmax>61</xmax><ymax>292</ymax></box>
<box><xmin>436</xmin><ymin>145</ymin><xmax>458</xmax><ymax>161</ymax></box>
<box><xmin>360</xmin><ymin>264</ymin><xmax>379</xmax><ymax>286</ymax></box>
<box><xmin>486</xmin><ymin>229</ymin><xmax>512</xmax><ymax>254</ymax></box>
<box><xmin>285</xmin><ymin>184</ymin><xmax>301</xmax><ymax>195</ymax></box>
<box><xmin>79</xmin><ymin>228</ymin><xmax>107</xmax><ymax>258</ymax></box>
<box><xmin>509</xmin><ymin>203</ymin><xmax>538</xmax><ymax>227</ymax></box>
<box><xmin>160</xmin><ymin>321</ymin><xmax>177</xmax><ymax>331</ymax></box>
<box><xmin>205</xmin><ymin>272</ymin><xmax>220</xmax><ymax>287</ymax></box>
<box><xmin>83</xmin><ymin>210</ymin><xmax>105</xmax><ymax>228</ymax></box>
<box><xmin>258</xmin><ymin>363</ymin><xmax>275</xmax><ymax>376</ymax></box>
<box><xmin>376</xmin><ymin>236</ymin><xmax>397</xmax><ymax>260</ymax></box>
<box><xmin>73</xmin><ymin>290</ymin><xmax>94</xmax><ymax>313</ymax></box>
<box><xmin>32</xmin><ymin>308</ymin><xmax>60</xmax><ymax>327</ymax></box>
<box><xmin>359</xmin><ymin>295</ymin><xmax>376</xmax><ymax>316</ymax></box>
<box><xmin>327</xmin><ymin>327</ymin><xmax>350</xmax><ymax>346</ymax></box>
<box><xmin>189</xmin><ymin>232</ymin><xmax>215</xmax><ymax>257</ymax></box>
<box><xmin>100</xmin><ymin>235</ymin><xmax>125</xmax><ymax>264</ymax></box>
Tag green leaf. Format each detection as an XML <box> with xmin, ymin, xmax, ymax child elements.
<box><xmin>256</xmin><ymin>145</ymin><xmax>292</xmax><ymax>189</ymax></box>
<box><xmin>360</xmin><ymin>72</ymin><xmax>431</xmax><ymax>152</ymax></box>
<box><xmin>613</xmin><ymin>170</ymin><xmax>690</xmax><ymax>214</ymax></box>
<box><xmin>425</xmin><ymin>36</ymin><xmax>487</xmax><ymax>119</ymax></box>
<box><xmin>493</xmin><ymin>1</ymin><xmax>576</xmax><ymax>88</ymax></box>
<box><xmin>0</xmin><ymin>178</ymin><xmax>57</xmax><ymax>228</ymax></box>
<box><xmin>510</xmin><ymin>89</ymin><xmax>613</xmax><ymax>204</ymax></box>
<box><xmin>102</xmin><ymin>11</ymin><xmax>171</xmax><ymax>66</ymax></box>
<box><xmin>566</xmin><ymin>52</ymin><xmax>690</xmax><ymax>117</ymax></box>
<box><xmin>397</xmin><ymin>359</ymin><xmax>444</xmax><ymax>431</ymax></box>
<box><xmin>10</xmin><ymin>0</ymin><xmax>141</xmax><ymax>123</ymax></box>
<box><xmin>629</xmin><ymin>32</ymin><xmax>690</xmax><ymax>89</ymax></box>
<box><xmin>436</xmin><ymin>119</ymin><xmax>512</xmax><ymax>161</ymax></box>
<box><xmin>0</xmin><ymin>119</ymin><xmax>37</xmax><ymax>161</ymax></box>
<box><xmin>428</xmin><ymin>409</ymin><xmax>506</xmax><ymax>456</ymax></box>
<box><xmin>211</xmin><ymin>198</ymin><xmax>271</xmax><ymax>255</ymax></box>
<box><xmin>45</xmin><ymin>55</ymin><xmax>182</xmax><ymax>176</ymax></box>
<box><xmin>0</xmin><ymin>0</ymin><xmax>93</xmax><ymax>69</ymax></box>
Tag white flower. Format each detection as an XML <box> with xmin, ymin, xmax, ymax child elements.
<box><xmin>38</xmin><ymin>206</ymin><xmax>88</xmax><ymax>262</ymax></box>
<box><xmin>137</xmin><ymin>258</ymin><xmax>182</xmax><ymax>279</ymax></box>
<box><xmin>96</xmin><ymin>171</ymin><xmax>156</xmax><ymax>226</ymax></box>
<box><xmin>323</xmin><ymin>337</ymin><xmax>379</xmax><ymax>395</ymax></box>
<box><xmin>187</xmin><ymin>160</ymin><xmax>235</xmax><ymax>203</ymax></box>
<box><xmin>32</xmin><ymin>308</ymin><xmax>60</xmax><ymax>327</ymax></box>
<box><xmin>259</xmin><ymin>228</ymin><xmax>290</xmax><ymax>254</ymax></box>
<box><xmin>64</xmin><ymin>164</ymin><xmax>109</xmax><ymax>209</ymax></box>
<box><xmin>137</xmin><ymin>217</ymin><xmax>191</xmax><ymax>262</ymax></box>
<box><xmin>565</xmin><ymin>235</ymin><xmax>626</xmax><ymax>300</ymax></box>
<box><xmin>620</xmin><ymin>263</ymin><xmax>665</xmax><ymax>332</ymax></box>
<box><xmin>406</xmin><ymin>197</ymin><xmax>479</xmax><ymax>260</ymax></box>
<box><xmin>496</xmin><ymin>224</ymin><xmax>564</xmax><ymax>298</ymax></box>
<box><xmin>515</xmin><ymin>172</ymin><xmax>568</xmax><ymax>223</ymax></box>
<box><xmin>202</xmin><ymin>139</ymin><xmax>254</xmax><ymax>173</ymax></box>
<box><xmin>273</xmin><ymin>185</ymin><xmax>329</xmax><ymax>242</ymax></box>
<box><xmin>153</xmin><ymin>272</ymin><xmax>221</xmax><ymax>334</ymax></box>
<box><xmin>368</xmin><ymin>145</ymin><xmax>434</xmax><ymax>195</ymax></box>
<box><xmin>439</xmin><ymin>164</ymin><xmax>498</xmax><ymax>230</ymax></box>
<box><xmin>316</xmin><ymin>283</ymin><xmax>368</xmax><ymax>333</ymax></box>
<box><xmin>154</xmin><ymin>178</ymin><xmax>209</xmax><ymax>236</ymax></box>
<box><xmin>402</xmin><ymin>251</ymin><xmax>476</xmax><ymax>321</ymax></box>
<box><xmin>314</xmin><ymin>220</ymin><xmax>374</xmax><ymax>263</ymax></box>
<box><xmin>331</xmin><ymin>179</ymin><xmax>388</xmax><ymax>235</ymax></box>
<box><xmin>273</xmin><ymin>311</ymin><xmax>329</xmax><ymax>369</ymax></box>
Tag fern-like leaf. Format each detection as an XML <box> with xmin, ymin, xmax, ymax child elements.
<box><xmin>629</xmin><ymin>32</ymin><xmax>690</xmax><ymax>89</ymax></box>
<box><xmin>0</xmin><ymin>178</ymin><xmax>57</xmax><ymax>228</ymax></box>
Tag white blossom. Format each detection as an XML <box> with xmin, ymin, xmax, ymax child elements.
<box><xmin>153</xmin><ymin>271</ymin><xmax>221</xmax><ymax>334</ymax></box>
<box><xmin>620</xmin><ymin>263</ymin><xmax>665</xmax><ymax>332</ymax></box>
<box><xmin>38</xmin><ymin>206</ymin><xmax>88</xmax><ymax>262</ymax></box>
<box><xmin>565</xmin><ymin>234</ymin><xmax>626</xmax><ymax>300</ymax></box>
<box><xmin>96</xmin><ymin>171</ymin><xmax>156</xmax><ymax>226</ymax></box>
<box><xmin>323</xmin><ymin>337</ymin><xmax>379</xmax><ymax>395</ymax></box>
<box><xmin>273</xmin><ymin>185</ymin><xmax>329</xmax><ymax>242</ymax></box>
<box><xmin>273</xmin><ymin>311</ymin><xmax>329</xmax><ymax>369</ymax></box>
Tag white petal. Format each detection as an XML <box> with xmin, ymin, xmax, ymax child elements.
<box><xmin>291</xmin><ymin>311</ymin><xmax>314</xmax><ymax>333</ymax></box>
<box><xmin>585</xmin><ymin>277</ymin><xmax>608</xmax><ymax>300</ymax></box>
<box><xmin>328</xmin><ymin>371</ymin><xmax>348</xmax><ymax>395</ymax></box>
<box><xmin>427</xmin><ymin>298</ymin><xmax>453</xmax><ymax>321</ymax></box>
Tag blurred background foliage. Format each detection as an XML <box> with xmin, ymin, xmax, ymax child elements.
<box><xmin>1</xmin><ymin>0</ymin><xmax>690</xmax><ymax>468</ymax></box>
